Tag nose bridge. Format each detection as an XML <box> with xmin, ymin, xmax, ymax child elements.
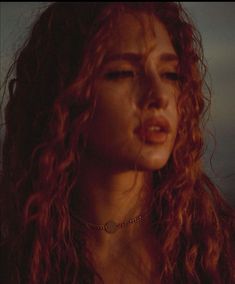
<box><xmin>142</xmin><ymin>57</ymin><xmax>168</xmax><ymax>109</ymax></box>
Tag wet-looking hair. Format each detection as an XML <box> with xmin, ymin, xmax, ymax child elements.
<box><xmin>1</xmin><ymin>2</ymin><xmax>235</xmax><ymax>283</ymax></box>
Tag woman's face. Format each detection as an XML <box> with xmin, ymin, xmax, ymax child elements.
<box><xmin>85</xmin><ymin>12</ymin><xmax>179</xmax><ymax>171</ymax></box>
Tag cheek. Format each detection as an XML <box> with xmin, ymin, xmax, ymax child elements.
<box><xmin>86</xmin><ymin>89</ymin><xmax>135</xmax><ymax>150</ymax></box>
<box><xmin>91</xmin><ymin>100</ymin><xmax>132</xmax><ymax>136</ymax></box>
<box><xmin>90</xmin><ymin>82</ymin><xmax>138</xmax><ymax>130</ymax></box>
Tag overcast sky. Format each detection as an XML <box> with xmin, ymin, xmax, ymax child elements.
<box><xmin>1</xmin><ymin>2</ymin><xmax>235</xmax><ymax>207</ymax></box>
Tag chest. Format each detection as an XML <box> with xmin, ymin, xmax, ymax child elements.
<box><xmin>94</xmin><ymin>262</ymin><xmax>159</xmax><ymax>284</ymax></box>
<box><xmin>92</xmin><ymin>243</ymin><xmax>160</xmax><ymax>284</ymax></box>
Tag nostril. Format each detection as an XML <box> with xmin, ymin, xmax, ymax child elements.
<box><xmin>146</xmin><ymin>95</ymin><xmax>168</xmax><ymax>109</ymax></box>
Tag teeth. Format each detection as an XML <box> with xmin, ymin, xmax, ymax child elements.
<box><xmin>148</xmin><ymin>126</ymin><xmax>162</xmax><ymax>131</ymax></box>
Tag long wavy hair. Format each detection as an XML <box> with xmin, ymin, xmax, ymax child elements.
<box><xmin>1</xmin><ymin>2</ymin><xmax>235</xmax><ymax>284</ymax></box>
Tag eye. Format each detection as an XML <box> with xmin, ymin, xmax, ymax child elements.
<box><xmin>162</xmin><ymin>72</ymin><xmax>180</xmax><ymax>81</ymax></box>
<box><xmin>104</xmin><ymin>70</ymin><xmax>135</xmax><ymax>80</ymax></box>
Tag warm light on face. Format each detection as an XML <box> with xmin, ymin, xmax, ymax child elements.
<box><xmin>85</xmin><ymin>12</ymin><xmax>179</xmax><ymax>172</ymax></box>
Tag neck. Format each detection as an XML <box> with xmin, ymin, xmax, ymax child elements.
<box><xmin>71</xmin><ymin>156</ymin><xmax>154</xmax><ymax>244</ymax></box>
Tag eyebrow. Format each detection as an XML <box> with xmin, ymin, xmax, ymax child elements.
<box><xmin>104</xmin><ymin>52</ymin><xmax>179</xmax><ymax>64</ymax></box>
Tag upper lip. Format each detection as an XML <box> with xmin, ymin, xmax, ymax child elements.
<box><xmin>135</xmin><ymin>116</ymin><xmax>170</xmax><ymax>133</ymax></box>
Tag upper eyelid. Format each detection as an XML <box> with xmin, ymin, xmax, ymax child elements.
<box><xmin>101</xmin><ymin>61</ymin><xmax>179</xmax><ymax>78</ymax></box>
<box><xmin>162</xmin><ymin>72</ymin><xmax>180</xmax><ymax>77</ymax></box>
<box><xmin>101</xmin><ymin>59</ymin><xmax>141</xmax><ymax>71</ymax></box>
<box><xmin>161</xmin><ymin>70</ymin><xmax>179</xmax><ymax>75</ymax></box>
<box><xmin>103</xmin><ymin>70</ymin><xmax>179</xmax><ymax>79</ymax></box>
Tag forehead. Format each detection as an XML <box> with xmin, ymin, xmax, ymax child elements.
<box><xmin>105</xmin><ymin>12</ymin><xmax>176</xmax><ymax>56</ymax></box>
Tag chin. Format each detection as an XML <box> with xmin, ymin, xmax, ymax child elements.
<box><xmin>135</xmin><ymin>155</ymin><xmax>170</xmax><ymax>171</ymax></box>
<box><xmin>130</xmin><ymin>142</ymin><xmax>174</xmax><ymax>171</ymax></box>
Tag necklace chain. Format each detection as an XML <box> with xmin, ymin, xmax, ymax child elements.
<box><xmin>71</xmin><ymin>212</ymin><xmax>147</xmax><ymax>234</ymax></box>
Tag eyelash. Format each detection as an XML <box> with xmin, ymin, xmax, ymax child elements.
<box><xmin>104</xmin><ymin>70</ymin><xmax>135</xmax><ymax>80</ymax></box>
<box><xmin>162</xmin><ymin>72</ymin><xmax>180</xmax><ymax>81</ymax></box>
<box><xmin>104</xmin><ymin>70</ymin><xmax>180</xmax><ymax>81</ymax></box>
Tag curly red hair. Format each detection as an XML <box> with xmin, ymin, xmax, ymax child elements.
<box><xmin>1</xmin><ymin>2</ymin><xmax>234</xmax><ymax>283</ymax></box>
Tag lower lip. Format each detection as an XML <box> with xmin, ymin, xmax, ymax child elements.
<box><xmin>137</xmin><ymin>129</ymin><xmax>168</xmax><ymax>144</ymax></box>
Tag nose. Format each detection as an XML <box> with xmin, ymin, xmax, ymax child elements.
<box><xmin>140</xmin><ymin>72</ymin><xmax>169</xmax><ymax>110</ymax></box>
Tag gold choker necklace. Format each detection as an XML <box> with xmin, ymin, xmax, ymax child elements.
<box><xmin>71</xmin><ymin>213</ymin><xmax>146</xmax><ymax>234</ymax></box>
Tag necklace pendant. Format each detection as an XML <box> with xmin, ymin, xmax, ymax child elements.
<box><xmin>104</xmin><ymin>220</ymin><xmax>118</xmax><ymax>233</ymax></box>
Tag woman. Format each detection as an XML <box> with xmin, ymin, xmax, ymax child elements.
<box><xmin>1</xmin><ymin>2</ymin><xmax>234</xmax><ymax>283</ymax></box>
